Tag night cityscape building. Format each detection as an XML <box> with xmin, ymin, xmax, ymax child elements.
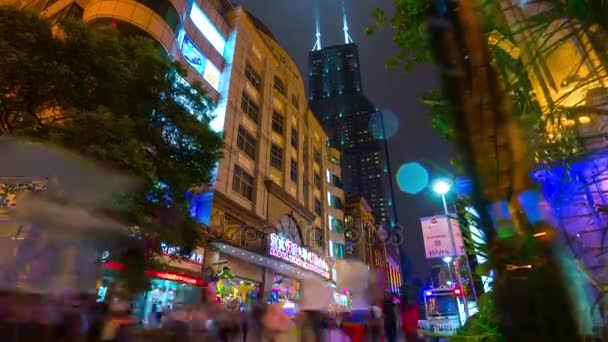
<box><xmin>5</xmin><ymin>0</ymin><xmax>352</xmax><ymax>314</ymax></box>
<box><xmin>307</xmin><ymin>16</ymin><xmax>398</xmax><ymax>231</ymax></box>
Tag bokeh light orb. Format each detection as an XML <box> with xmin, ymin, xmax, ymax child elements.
<box><xmin>396</xmin><ymin>162</ymin><xmax>429</xmax><ymax>195</ymax></box>
<box><xmin>369</xmin><ymin>109</ymin><xmax>400</xmax><ymax>140</ymax></box>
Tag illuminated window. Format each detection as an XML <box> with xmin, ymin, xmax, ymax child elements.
<box><xmin>270</xmin><ymin>144</ymin><xmax>283</xmax><ymax>170</ymax></box>
<box><xmin>180</xmin><ymin>35</ymin><xmax>221</xmax><ymax>90</ymax></box>
<box><xmin>232</xmin><ymin>165</ymin><xmax>253</xmax><ymax>200</ymax></box>
<box><xmin>237</xmin><ymin>126</ymin><xmax>256</xmax><ymax>159</ymax></box>
<box><xmin>190</xmin><ymin>3</ymin><xmax>226</xmax><ymax>55</ymax></box>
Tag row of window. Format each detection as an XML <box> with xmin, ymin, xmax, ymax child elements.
<box><xmin>245</xmin><ymin>63</ymin><xmax>300</xmax><ymax>109</ymax></box>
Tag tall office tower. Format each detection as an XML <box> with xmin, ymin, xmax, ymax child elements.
<box><xmin>308</xmin><ymin>10</ymin><xmax>397</xmax><ymax>229</ymax></box>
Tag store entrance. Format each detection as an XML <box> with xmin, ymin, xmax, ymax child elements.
<box><xmin>140</xmin><ymin>278</ymin><xmax>200</xmax><ymax>327</ymax></box>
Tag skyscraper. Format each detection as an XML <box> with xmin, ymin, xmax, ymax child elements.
<box><xmin>308</xmin><ymin>25</ymin><xmax>397</xmax><ymax>229</ymax></box>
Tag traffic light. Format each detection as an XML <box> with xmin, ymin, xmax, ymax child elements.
<box><xmin>453</xmin><ymin>286</ymin><xmax>463</xmax><ymax>296</ymax></box>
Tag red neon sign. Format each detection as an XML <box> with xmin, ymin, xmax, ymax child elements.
<box><xmin>102</xmin><ymin>261</ymin><xmax>203</xmax><ymax>287</ymax></box>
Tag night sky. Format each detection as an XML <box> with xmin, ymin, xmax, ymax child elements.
<box><xmin>236</xmin><ymin>0</ymin><xmax>453</xmax><ymax>282</ymax></box>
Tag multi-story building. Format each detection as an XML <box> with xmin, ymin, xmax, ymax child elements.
<box><xmin>344</xmin><ymin>195</ymin><xmax>402</xmax><ymax>295</ymax></box>
<box><xmin>308</xmin><ymin>42</ymin><xmax>398</xmax><ymax>230</ymax></box>
<box><xmin>14</xmin><ymin>0</ymin><xmax>346</xmax><ymax>316</ymax></box>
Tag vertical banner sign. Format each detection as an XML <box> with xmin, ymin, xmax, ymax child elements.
<box><xmin>420</xmin><ymin>215</ymin><xmax>465</xmax><ymax>259</ymax></box>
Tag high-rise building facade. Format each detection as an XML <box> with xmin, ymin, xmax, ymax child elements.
<box><xmin>11</xmin><ymin>0</ymin><xmax>347</xmax><ymax>312</ymax></box>
<box><xmin>308</xmin><ymin>43</ymin><xmax>397</xmax><ymax>229</ymax></box>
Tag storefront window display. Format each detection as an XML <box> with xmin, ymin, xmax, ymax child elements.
<box><xmin>212</xmin><ymin>266</ymin><xmax>261</xmax><ymax>310</ymax></box>
<box><xmin>268</xmin><ymin>274</ymin><xmax>300</xmax><ymax>316</ymax></box>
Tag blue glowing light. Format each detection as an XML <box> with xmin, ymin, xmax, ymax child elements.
<box><xmin>190</xmin><ymin>3</ymin><xmax>226</xmax><ymax>56</ymax></box>
<box><xmin>425</xmin><ymin>290</ymin><xmax>433</xmax><ymax>297</ymax></box>
<box><xmin>396</xmin><ymin>162</ymin><xmax>429</xmax><ymax>194</ymax></box>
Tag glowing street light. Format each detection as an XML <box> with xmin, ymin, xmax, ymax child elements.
<box><xmin>442</xmin><ymin>256</ymin><xmax>453</xmax><ymax>264</ymax></box>
<box><xmin>432</xmin><ymin>179</ymin><xmax>452</xmax><ymax>196</ymax></box>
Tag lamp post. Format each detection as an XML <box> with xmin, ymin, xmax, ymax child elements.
<box><xmin>432</xmin><ymin>180</ymin><xmax>470</xmax><ymax>320</ymax></box>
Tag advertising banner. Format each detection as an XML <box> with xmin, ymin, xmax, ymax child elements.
<box><xmin>420</xmin><ymin>215</ymin><xmax>465</xmax><ymax>259</ymax></box>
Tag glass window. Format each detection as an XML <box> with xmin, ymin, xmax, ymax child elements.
<box><xmin>272</xmin><ymin>112</ymin><xmax>284</xmax><ymax>135</ymax></box>
<box><xmin>241</xmin><ymin>92</ymin><xmax>259</xmax><ymax>122</ymax></box>
<box><xmin>274</xmin><ymin>76</ymin><xmax>286</xmax><ymax>95</ymax></box>
<box><xmin>314</xmin><ymin>172</ymin><xmax>321</xmax><ymax>189</ymax></box>
<box><xmin>291</xmin><ymin>94</ymin><xmax>299</xmax><ymax>109</ymax></box>
<box><xmin>291</xmin><ymin>128</ymin><xmax>298</xmax><ymax>149</ymax></box>
<box><xmin>329</xmin><ymin>195</ymin><xmax>343</xmax><ymax>210</ymax></box>
<box><xmin>333</xmin><ymin>242</ymin><xmax>344</xmax><ymax>259</ymax></box>
<box><xmin>314</xmin><ymin>199</ymin><xmax>322</xmax><ymax>216</ymax></box>
<box><xmin>181</xmin><ymin>35</ymin><xmax>223</xmax><ymax>91</ymax></box>
<box><xmin>313</xmin><ymin>149</ymin><xmax>321</xmax><ymax>164</ymax></box>
<box><xmin>290</xmin><ymin>158</ymin><xmax>298</xmax><ymax>183</ymax></box>
<box><xmin>237</xmin><ymin>126</ymin><xmax>256</xmax><ymax>159</ymax></box>
<box><xmin>270</xmin><ymin>144</ymin><xmax>283</xmax><ymax>170</ymax></box>
<box><xmin>190</xmin><ymin>3</ymin><xmax>226</xmax><ymax>55</ymax></box>
<box><xmin>245</xmin><ymin>64</ymin><xmax>261</xmax><ymax>90</ymax></box>
<box><xmin>232</xmin><ymin>165</ymin><xmax>254</xmax><ymax>200</ymax></box>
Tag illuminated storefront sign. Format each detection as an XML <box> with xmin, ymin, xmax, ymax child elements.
<box><xmin>180</xmin><ymin>35</ymin><xmax>221</xmax><ymax>91</ymax></box>
<box><xmin>102</xmin><ymin>261</ymin><xmax>203</xmax><ymax>286</ymax></box>
<box><xmin>190</xmin><ymin>3</ymin><xmax>226</xmax><ymax>56</ymax></box>
<box><xmin>160</xmin><ymin>243</ymin><xmax>203</xmax><ymax>265</ymax></box>
<box><xmin>268</xmin><ymin>233</ymin><xmax>330</xmax><ymax>279</ymax></box>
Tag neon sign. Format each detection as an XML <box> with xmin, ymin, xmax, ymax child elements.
<box><xmin>160</xmin><ymin>243</ymin><xmax>203</xmax><ymax>265</ymax></box>
<box><xmin>268</xmin><ymin>233</ymin><xmax>330</xmax><ymax>279</ymax></box>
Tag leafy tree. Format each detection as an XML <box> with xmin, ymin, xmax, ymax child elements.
<box><xmin>0</xmin><ymin>6</ymin><xmax>223</xmax><ymax>292</ymax></box>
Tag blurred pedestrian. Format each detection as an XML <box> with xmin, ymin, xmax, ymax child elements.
<box><xmin>247</xmin><ymin>303</ymin><xmax>291</xmax><ymax>342</ymax></box>
<box><xmin>100</xmin><ymin>297</ymin><xmax>136</xmax><ymax>342</ymax></box>
<box><xmin>382</xmin><ymin>296</ymin><xmax>397</xmax><ymax>342</ymax></box>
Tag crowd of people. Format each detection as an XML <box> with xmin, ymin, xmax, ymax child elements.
<box><xmin>0</xmin><ymin>290</ymin><xmax>423</xmax><ymax>341</ymax></box>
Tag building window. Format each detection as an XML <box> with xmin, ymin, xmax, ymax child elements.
<box><xmin>241</xmin><ymin>92</ymin><xmax>259</xmax><ymax>122</ymax></box>
<box><xmin>314</xmin><ymin>199</ymin><xmax>322</xmax><ymax>216</ymax></box>
<box><xmin>328</xmin><ymin>194</ymin><xmax>343</xmax><ymax>210</ymax></box>
<box><xmin>232</xmin><ymin>165</ymin><xmax>254</xmax><ymax>200</ymax></box>
<box><xmin>314</xmin><ymin>172</ymin><xmax>321</xmax><ymax>189</ymax></box>
<box><xmin>333</xmin><ymin>242</ymin><xmax>345</xmax><ymax>259</ymax></box>
<box><xmin>274</xmin><ymin>76</ymin><xmax>286</xmax><ymax>95</ymax></box>
<box><xmin>272</xmin><ymin>111</ymin><xmax>284</xmax><ymax>135</ymax></box>
<box><xmin>270</xmin><ymin>144</ymin><xmax>283</xmax><ymax>170</ymax></box>
<box><xmin>291</xmin><ymin>94</ymin><xmax>299</xmax><ymax>110</ymax></box>
<box><xmin>291</xmin><ymin>128</ymin><xmax>298</xmax><ymax>149</ymax></box>
<box><xmin>245</xmin><ymin>64</ymin><xmax>261</xmax><ymax>90</ymax></box>
<box><xmin>314</xmin><ymin>227</ymin><xmax>324</xmax><ymax>248</ymax></box>
<box><xmin>330</xmin><ymin>156</ymin><xmax>339</xmax><ymax>165</ymax></box>
<box><xmin>236</xmin><ymin>126</ymin><xmax>257</xmax><ymax>159</ymax></box>
<box><xmin>313</xmin><ymin>149</ymin><xmax>321</xmax><ymax>164</ymax></box>
<box><xmin>290</xmin><ymin>158</ymin><xmax>298</xmax><ymax>182</ymax></box>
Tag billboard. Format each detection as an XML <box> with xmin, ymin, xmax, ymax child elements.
<box><xmin>420</xmin><ymin>215</ymin><xmax>465</xmax><ymax>259</ymax></box>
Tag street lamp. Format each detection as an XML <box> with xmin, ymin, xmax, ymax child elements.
<box><xmin>432</xmin><ymin>178</ymin><xmax>471</xmax><ymax>321</ymax></box>
<box><xmin>432</xmin><ymin>179</ymin><xmax>452</xmax><ymax>215</ymax></box>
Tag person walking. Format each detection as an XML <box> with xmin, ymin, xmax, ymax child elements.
<box><xmin>382</xmin><ymin>297</ymin><xmax>397</xmax><ymax>342</ymax></box>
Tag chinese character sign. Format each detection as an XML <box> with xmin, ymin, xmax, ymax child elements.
<box><xmin>268</xmin><ymin>233</ymin><xmax>330</xmax><ymax>279</ymax></box>
<box><xmin>420</xmin><ymin>215</ymin><xmax>465</xmax><ymax>259</ymax></box>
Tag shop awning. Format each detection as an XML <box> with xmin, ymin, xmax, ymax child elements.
<box><xmin>210</xmin><ymin>242</ymin><xmax>330</xmax><ymax>282</ymax></box>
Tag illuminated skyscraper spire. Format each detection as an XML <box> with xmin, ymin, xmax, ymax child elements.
<box><xmin>342</xmin><ymin>0</ymin><xmax>353</xmax><ymax>44</ymax></box>
<box><xmin>312</xmin><ymin>5</ymin><xmax>322</xmax><ymax>51</ymax></box>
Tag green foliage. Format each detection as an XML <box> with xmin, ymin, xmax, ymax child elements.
<box><xmin>365</xmin><ymin>0</ymin><xmax>433</xmax><ymax>71</ymax></box>
<box><xmin>454</xmin><ymin>293</ymin><xmax>504</xmax><ymax>341</ymax></box>
<box><xmin>0</xmin><ymin>6</ymin><xmax>223</xmax><ymax>290</ymax></box>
